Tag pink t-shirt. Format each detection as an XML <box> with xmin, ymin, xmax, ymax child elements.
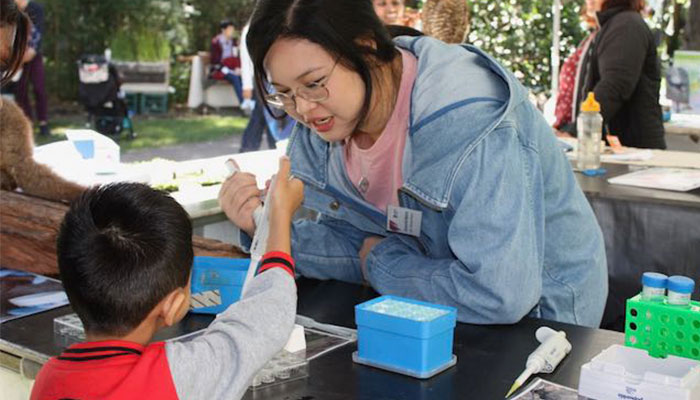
<box><xmin>345</xmin><ymin>48</ymin><xmax>417</xmax><ymax>212</ymax></box>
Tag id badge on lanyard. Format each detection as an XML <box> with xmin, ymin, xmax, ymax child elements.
<box><xmin>386</xmin><ymin>205</ymin><xmax>422</xmax><ymax>237</ymax></box>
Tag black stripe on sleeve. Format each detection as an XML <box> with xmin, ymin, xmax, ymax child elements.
<box><xmin>257</xmin><ymin>257</ymin><xmax>294</xmax><ymax>274</ymax></box>
<box><xmin>58</xmin><ymin>352</ymin><xmax>140</xmax><ymax>362</ymax></box>
<box><xmin>63</xmin><ymin>346</ymin><xmax>142</xmax><ymax>355</ymax></box>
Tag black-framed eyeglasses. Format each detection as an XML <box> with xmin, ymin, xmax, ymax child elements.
<box><xmin>264</xmin><ymin>60</ymin><xmax>339</xmax><ymax>110</ymax></box>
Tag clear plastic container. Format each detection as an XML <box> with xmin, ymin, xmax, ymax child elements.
<box><xmin>579</xmin><ymin>345</ymin><xmax>700</xmax><ymax>400</ymax></box>
<box><xmin>642</xmin><ymin>272</ymin><xmax>668</xmax><ymax>302</ymax></box>
<box><xmin>576</xmin><ymin>92</ymin><xmax>604</xmax><ymax>171</ymax></box>
<box><xmin>667</xmin><ymin>276</ymin><xmax>695</xmax><ymax>307</ymax></box>
<box><xmin>249</xmin><ymin>350</ymin><xmax>308</xmax><ymax>391</ymax></box>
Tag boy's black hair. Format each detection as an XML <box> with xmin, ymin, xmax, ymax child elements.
<box><xmin>220</xmin><ymin>19</ymin><xmax>234</xmax><ymax>30</ymax></box>
<box><xmin>57</xmin><ymin>183</ymin><xmax>193</xmax><ymax>337</ymax></box>
<box><xmin>247</xmin><ymin>0</ymin><xmax>399</xmax><ymax>125</ymax></box>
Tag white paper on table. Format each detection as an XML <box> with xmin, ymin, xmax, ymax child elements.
<box><xmin>608</xmin><ymin>167</ymin><xmax>700</xmax><ymax>192</ymax></box>
<box><xmin>669</xmin><ymin>113</ymin><xmax>700</xmax><ymax>127</ymax></box>
<box><xmin>601</xmin><ymin>149</ymin><xmax>653</xmax><ymax>162</ymax></box>
<box><xmin>65</xmin><ymin>129</ymin><xmax>120</xmax><ymax>172</ymax></box>
<box><xmin>33</xmin><ymin>140</ymin><xmax>149</xmax><ymax>187</ymax></box>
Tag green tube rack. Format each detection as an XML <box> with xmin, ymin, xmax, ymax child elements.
<box><xmin>625</xmin><ymin>294</ymin><xmax>700</xmax><ymax>360</ymax></box>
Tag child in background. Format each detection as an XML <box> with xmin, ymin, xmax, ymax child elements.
<box><xmin>31</xmin><ymin>157</ymin><xmax>303</xmax><ymax>400</ymax></box>
<box><xmin>210</xmin><ymin>19</ymin><xmax>244</xmax><ymax>103</ymax></box>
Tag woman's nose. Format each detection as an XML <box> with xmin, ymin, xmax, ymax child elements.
<box><xmin>295</xmin><ymin>96</ymin><xmax>317</xmax><ymax>116</ymax></box>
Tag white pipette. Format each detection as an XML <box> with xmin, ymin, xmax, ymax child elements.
<box><xmin>224</xmin><ymin>160</ymin><xmax>269</xmax><ymax>293</ymax></box>
<box><xmin>505</xmin><ymin>326</ymin><xmax>572</xmax><ymax>398</ymax></box>
<box><xmin>225</xmin><ymin>160</ymin><xmax>307</xmax><ymax>353</ymax></box>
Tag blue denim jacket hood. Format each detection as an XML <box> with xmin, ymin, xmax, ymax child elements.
<box><xmin>273</xmin><ymin>36</ymin><xmax>607</xmax><ymax>327</ymax></box>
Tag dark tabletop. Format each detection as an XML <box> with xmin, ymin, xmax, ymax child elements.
<box><xmin>575</xmin><ymin>162</ymin><xmax>700</xmax><ymax>209</ymax></box>
<box><xmin>1</xmin><ymin>278</ymin><xmax>624</xmax><ymax>399</ymax></box>
<box><xmin>244</xmin><ymin>279</ymin><xmax>624</xmax><ymax>400</ymax></box>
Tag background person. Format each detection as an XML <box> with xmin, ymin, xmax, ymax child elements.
<box><xmin>553</xmin><ymin>0</ymin><xmax>598</xmax><ymax>136</ymax></box>
<box><xmin>372</xmin><ymin>0</ymin><xmax>406</xmax><ymax>25</ymax></box>
<box><xmin>238</xmin><ymin>21</ymin><xmax>294</xmax><ymax>153</ymax></box>
<box><xmin>13</xmin><ymin>0</ymin><xmax>50</xmax><ymax>136</ymax></box>
<box><xmin>572</xmin><ymin>0</ymin><xmax>665</xmax><ymax>149</ymax></box>
<box><xmin>210</xmin><ymin>20</ymin><xmax>243</xmax><ymax>104</ymax></box>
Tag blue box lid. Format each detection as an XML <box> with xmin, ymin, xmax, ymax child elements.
<box><xmin>355</xmin><ymin>295</ymin><xmax>456</xmax><ymax>339</ymax></box>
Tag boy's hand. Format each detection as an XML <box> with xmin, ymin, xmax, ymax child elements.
<box><xmin>269</xmin><ymin>156</ymin><xmax>304</xmax><ymax>222</ymax></box>
<box><xmin>218</xmin><ymin>159</ymin><xmax>261</xmax><ymax>237</ymax></box>
<box><xmin>265</xmin><ymin>157</ymin><xmax>303</xmax><ymax>255</ymax></box>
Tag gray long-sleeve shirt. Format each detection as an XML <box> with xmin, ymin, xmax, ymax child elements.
<box><xmin>165</xmin><ymin>268</ymin><xmax>297</xmax><ymax>400</ymax></box>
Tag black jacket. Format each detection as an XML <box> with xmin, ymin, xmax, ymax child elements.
<box><xmin>577</xmin><ymin>7</ymin><xmax>666</xmax><ymax>149</ymax></box>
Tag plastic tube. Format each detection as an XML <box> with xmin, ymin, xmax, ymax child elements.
<box><xmin>667</xmin><ymin>276</ymin><xmax>694</xmax><ymax>306</ymax></box>
<box><xmin>641</xmin><ymin>272</ymin><xmax>668</xmax><ymax>302</ymax></box>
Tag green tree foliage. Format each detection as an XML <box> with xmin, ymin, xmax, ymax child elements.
<box><xmin>41</xmin><ymin>0</ymin><xmax>254</xmax><ymax>102</ymax></box>
<box><xmin>467</xmin><ymin>0</ymin><xmax>588</xmax><ymax>94</ymax></box>
<box><xmin>39</xmin><ymin>0</ymin><xmax>689</xmax><ymax>103</ymax></box>
<box><xmin>43</xmin><ymin>0</ymin><xmax>186</xmax><ymax>100</ymax></box>
<box><xmin>110</xmin><ymin>28</ymin><xmax>171</xmax><ymax>62</ymax></box>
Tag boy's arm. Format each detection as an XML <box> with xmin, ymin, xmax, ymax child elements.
<box><xmin>165</xmin><ymin>157</ymin><xmax>302</xmax><ymax>400</ymax></box>
<box><xmin>165</xmin><ymin>253</ymin><xmax>296</xmax><ymax>400</ymax></box>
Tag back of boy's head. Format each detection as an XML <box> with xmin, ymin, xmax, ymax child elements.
<box><xmin>57</xmin><ymin>183</ymin><xmax>193</xmax><ymax>337</ymax></box>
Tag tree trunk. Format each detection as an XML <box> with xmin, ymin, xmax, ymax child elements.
<box><xmin>686</xmin><ymin>0</ymin><xmax>700</xmax><ymax>50</ymax></box>
<box><xmin>0</xmin><ymin>190</ymin><xmax>247</xmax><ymax>276</ymax></box>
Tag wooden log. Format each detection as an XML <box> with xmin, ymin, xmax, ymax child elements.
<box><xmin>0</xmin><ymin>190</ymin><xmax>246</xmax><ymax>276</ymax></box>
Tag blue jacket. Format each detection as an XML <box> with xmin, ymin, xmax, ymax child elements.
<box><xmin>246</xmin><ymin>36</ymin><xmax>608</xmax><ymax>327</ymax></box>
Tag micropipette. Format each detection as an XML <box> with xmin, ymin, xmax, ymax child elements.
<box><xmin>224</xmin><ymin>160</ymin><xmax>269</xmax><ymax>293</ymax></box>
<box><xmin>225</xmin><ymin>159</ymin><xmax>306</xmax><ymax>352</ymax></box>
<box><xmin>505</xmin><ymin>326</ymin><xmax>572</xmax><ymax>398</ymax></box>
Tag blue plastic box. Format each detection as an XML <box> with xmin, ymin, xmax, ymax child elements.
<box><xmin>354</xmin><ymin>295</ymin><xmax>457</xmax><ymax>379</ymax></box>
<box><xmin>189</xmin><ymin>256</ymin><xmax>250</xmax><ymax>314</ymax></box>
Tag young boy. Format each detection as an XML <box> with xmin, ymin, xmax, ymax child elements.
<box><xmin>31</xmin><ymin>157</ymin><xmax>304</xmax><ymax>400</ymax></box>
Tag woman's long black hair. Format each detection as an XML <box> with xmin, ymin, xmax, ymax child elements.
<box><xmin>0</xmin><ymin>0</ymin><xmax>30</xmax><ymax>87</ymax></box>
<box><xmin>247</xmin><ymin>0</ymin><xmax>401</xmax><ymax>124</ymax></box>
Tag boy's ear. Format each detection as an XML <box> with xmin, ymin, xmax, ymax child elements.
<box><xmin>161</xmin><ymin>288</ymin><xmax>188</xmax><ymax>327</ymax></box>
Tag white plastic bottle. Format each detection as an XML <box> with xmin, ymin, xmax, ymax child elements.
<box><xmin>576</xmin><ymin>92</ymin><xmax>604</xmax><ymax>171</ymax></box>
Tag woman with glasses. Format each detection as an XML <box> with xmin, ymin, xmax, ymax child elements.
<box><xmin>219</xmin><ymin>0</ymin><xmax>608</xmax><ymax>326</ymax></box>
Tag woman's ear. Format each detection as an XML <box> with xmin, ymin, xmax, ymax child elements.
<box><xmin>355</xmin><ymin>36</ymin><xmax>378</xmax><ymax>50</ymax></box>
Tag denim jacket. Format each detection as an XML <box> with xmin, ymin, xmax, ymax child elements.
<box><xmin>242</xmin><ymin>36</ymin><xmax>607</xmax><ymax>327</ymax></box>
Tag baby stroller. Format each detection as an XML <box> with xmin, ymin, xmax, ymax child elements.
<box><xmin>77</xmin><ymin>54</ymin><xmax>135</xmax><ymax>139</ymax></box>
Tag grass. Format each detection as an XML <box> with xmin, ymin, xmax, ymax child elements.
<box><xmin>34</xmin><ymin>114</ymin><xmax>248</xmax><ymax>152</ymax></box>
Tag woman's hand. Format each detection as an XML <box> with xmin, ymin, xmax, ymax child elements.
<box><xmin>553</xmin><ymin>128</ymin><xmax>573</xmax><ymax>138</ymax></box>
<box><xmin>359</xmin><ymin>236</ymin><xmax>383</xmax><ymax>281</ymax></box>
<box><xmin>218</xmin><ymin>159</ymin><xmax>262</xmax><ymax>237</ymax></box>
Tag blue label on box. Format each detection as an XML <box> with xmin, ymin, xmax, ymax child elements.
<box><xmin>72</xmin><ymin>140</ymin><xmax>95</xmax><ymax>159</ymax></box>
